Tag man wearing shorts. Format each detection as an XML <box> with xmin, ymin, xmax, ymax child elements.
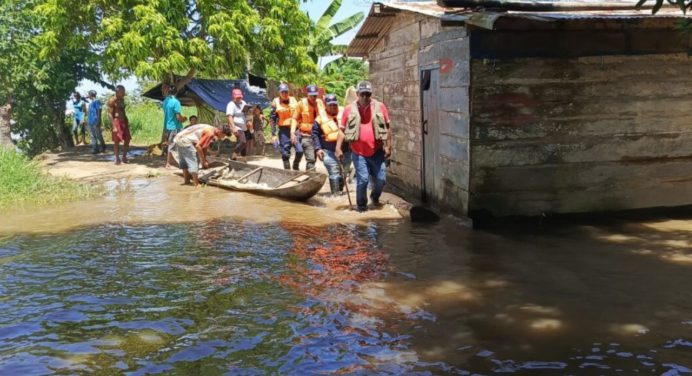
<box><xmin>107</xmin><ymin>85</ymin><xmax>131</xmax><ymax>165</ymax></box>
<box><xmin>173</xmin><ymin>124</ymin><xmax>232</xmax><ymax>187</ymax></box>
<box><xmin>163</xmin><ymin>84</ymin><xmax>187</xmax><ymax>168</ymax></box>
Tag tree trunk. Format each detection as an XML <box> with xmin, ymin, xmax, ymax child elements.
<box><xmin>0</xmin><ymin>100</ymin><xmax>13</xmax><ymax>149</ymax></box>
<box><xmin>51</xmin><ymin>104</ymin><xmax>71</xmax><ymax>149</ymax></box>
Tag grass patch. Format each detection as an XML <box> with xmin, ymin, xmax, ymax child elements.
<box><xmin>0</xmin><ymin>148</ymin><xmax>96</xmax><ymax>208</ymax></box>
<box><xmin>103</xmin><ymin>100</ymin><xmax>197</xmax><ymax>146</ymax></box>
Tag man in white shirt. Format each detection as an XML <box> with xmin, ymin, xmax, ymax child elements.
<box><xmin>226</xmin><ymin>88</ymin><xmax>249</xmax><ymax>162</ymax></box>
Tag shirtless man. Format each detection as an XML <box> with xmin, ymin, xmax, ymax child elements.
<box><xmin>107</xmin><ymin>85</ymin><xmax>131</xmax><ymax>165</ymax></box>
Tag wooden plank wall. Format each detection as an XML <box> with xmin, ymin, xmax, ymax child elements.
<box><xmin>368</xmin><ymin>12</ymin><xmax>471</xmax><ymax>215</ymax></box>
<box><xmin>368</xmin><ymin>13</ymin><xmax>425</xmax><ymax>201</ymax></box>
<box><xmin>419</xmin><ymin>27</ymin><xmax>471</xmax><ymax>215</ymax></box>
<box><xmin>470</xmin><ymin>53</ymin><xmax>692</xmax><ymax>217</ymax></box>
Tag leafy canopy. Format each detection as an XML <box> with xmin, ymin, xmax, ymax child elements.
<box><xmin>33</xmin><ymin>0</ymin><xmax>318</xmax><ymax>83</ymax></box>
<box><xmin>307</xmin><ymin>0</ymin><xmax>365</xmax><ymax>62</ymax></box>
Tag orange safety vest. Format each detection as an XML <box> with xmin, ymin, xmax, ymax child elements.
<box><xmin>297</xmin><ymin>98</ymin><xmax>326</xmax><ymax>134</ymax></box>
<box><xmin>318</xmin><ymin>107</ymin><xmax>343</xmax><ymax>143</ymax></box>
<box><xmin>272</xmin><ymin>96</ymin><xmax>297</xmax><ymax>127</ymax></box>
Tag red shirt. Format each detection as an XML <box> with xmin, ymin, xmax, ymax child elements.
<box><xmin>341</xmin><ymin>100</ymin><xmax>390</xmax><ymax>157</ymax></box>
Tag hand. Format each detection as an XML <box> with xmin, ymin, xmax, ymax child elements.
<box><xmin>384</xmin><ymin>146</ymin><xmax>391</xmax><ymax>158</ymax></box>
<box><xmin>290</xmin><ymin>134</ymin><xmax>296</xmax><ymax>145</ymax></box>
<box><xmin>335</xmin><ymin>148</ymin><xmax>343</xmax><ymax>160</ymax></box>
<box><xmin>271</xmin><ymin>135</ymin><xmax>278</xmax><ymax>144</ymax></box>
<box><xmin>232</xmin><ymin>127</ymin><xmax>240</xmax><ymax>136</ymax></box>
<box><xmin>202</xmin><ymin>161</ymin><xmax>209</xmax><ymax>169</ymax></box>
<box><xmin>316</xmin><ymin>149</ymin><xmax>324</xmax><ymax>161</ymax></box>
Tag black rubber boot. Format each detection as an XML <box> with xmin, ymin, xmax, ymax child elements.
<box><xmin>329</xmin><ymin>179</ymin><xmax>340</xmax><ymax>196</ymax></box>
<box><xmin>282</xmin><ymin>158</ymin><xmax>290</xmax><ymax>170</ymax></box>
<box><xmin>292</xmin><ymin>153</ymin><xmax>302</xmax><ymax>171</ymax></box>
<box><xmin>337</xmin><ymin>177</ymin><xmax>344</xmax><ymax>193</ymax></box>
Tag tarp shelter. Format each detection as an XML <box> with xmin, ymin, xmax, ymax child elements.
<box><xmin>143</xmin><ymin>76</ymin><xmax>271</xmax><ymax>126</ymax></box>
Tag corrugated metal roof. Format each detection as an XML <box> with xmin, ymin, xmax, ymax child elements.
<box><xmin>347</xmin><ymin>1</ymin><xmax>690</xmax><ymax>56</ymax></box>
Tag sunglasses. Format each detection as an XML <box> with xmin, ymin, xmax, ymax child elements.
<box><xmin>359</xmin><ymin>92</ymin><xmax>372</xmax><ymax>97</ymax></box>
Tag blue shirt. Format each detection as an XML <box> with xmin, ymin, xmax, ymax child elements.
<box><xmin>73</xmin><ymin>99</ymin><xmax>86</xmax><ymax>122</ymax></box>
<box><xmin>87</xmin><ymin>99</ymin><xmax>102</xmax><ymax>126</ymax></box>
<box><xmin>163</xmin><ymin>95</ymin><xmax>183</xmax><ymax>131</ymax></box>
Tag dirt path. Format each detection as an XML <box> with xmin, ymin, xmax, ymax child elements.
<box><xmin>38</xmin><ymin>145</ymin><xmax>412</xmax><ymax>220</ymax></box>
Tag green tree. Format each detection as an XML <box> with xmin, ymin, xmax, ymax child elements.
<box><xmin>637</xmin><ymin>0</ymin><xmax>691</xmax><ymax>14</ymax></box>
<box><xmin>315</xmin><ymin>57</ymin><xmax>368</xmax><ymax>102</ymax></box>
<box><xmin>0</xmin><ymin>0</ymin><xmax>105</xmax><ymax>153</ymax></box>
<box><xmin>306</xmin><ymin>0</ymin><xmax>365</xmax><ymax>63</ymax></box>
<box><xmin>34</xmin><ymin>0</ymin><xmax>317</xmax><ymax>88</ymax></box>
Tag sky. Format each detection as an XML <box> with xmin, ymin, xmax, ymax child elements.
<box><xmin>76</xmin><ymin>1</ymin><xmax>372</xmax><ymax>96</ymax></box>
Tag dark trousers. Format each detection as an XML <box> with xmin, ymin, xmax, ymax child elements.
<box><xmin>278</xmin><ymin>127</ymin><xmax>303</xmax><ymax>167</ymax></box>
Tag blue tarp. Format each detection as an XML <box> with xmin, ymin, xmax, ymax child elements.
<box><xmin>143</xmin><ymin>77</ymin><xmax>271</xmax><ymax>112</ymax></box>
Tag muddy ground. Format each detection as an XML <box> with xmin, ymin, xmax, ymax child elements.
<box><xmin>38</xmin><ymin>144</ymin><xmax>412</xmax><ymax>221</ymax></box>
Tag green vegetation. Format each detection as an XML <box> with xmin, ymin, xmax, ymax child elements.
<box><xmin>307</xmin><ymin>0</ymin><xmax>365</xmax><ymax>62</ymax></box>
<box><xmin>0</xmin><ymin>148</ymin><xmax>95</xmax><ymax>208</ymax></box>
<box><xmin>100</xmin><ymin>99</ymin><xmax>197</xmax><ymax>146</ymax></box>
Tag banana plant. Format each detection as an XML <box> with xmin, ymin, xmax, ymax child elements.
<box><xmin>307</xmin><ymin>0</ymin><xmax>365</xmax><ymax>63</ymax></box>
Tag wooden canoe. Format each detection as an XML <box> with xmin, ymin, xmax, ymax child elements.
<box><xmin>195</xmin><ymin>160</ymin><xmax>327</xmax><ymax>201</ymax></box>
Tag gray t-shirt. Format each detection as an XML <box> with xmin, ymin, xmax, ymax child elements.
<box><xmin>226</xmin><ymin>100</ymin><xmax>247</xmax><ymax>131</ymax></box>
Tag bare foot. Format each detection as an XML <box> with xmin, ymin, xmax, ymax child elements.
<box><xmin>122</xmin><ymin>157</ymin><xmax>129</xmax><ymax>164</ymax></box>
<box><xmin>115</xmin><ymin>159</ymin><xmax>121</xmax><ymax>165</ymax></box>
<box><xmin>164</xmin><ymin>164</ymin><xmax>172</xmax><ymax>169</ymax></box>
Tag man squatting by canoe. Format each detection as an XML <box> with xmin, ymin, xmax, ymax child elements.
<box><xmin>173</xmin><ymin>124</ymin><xmax>232</xmax><ymax>187</ymax></box>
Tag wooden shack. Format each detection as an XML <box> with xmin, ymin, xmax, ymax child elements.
<box><xmin>347</xmin><ymin>1</ymin><xmax>692</xmax><ymax>218</ymax></box>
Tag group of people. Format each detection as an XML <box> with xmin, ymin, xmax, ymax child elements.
<box><xmin>74</xmin><ymin>78</ymin><xmax>391</xmax><ymax>212</ymax></box>
<box><xmin>268</xmin><ymin>80</ymin><xmax>391</xmax><ymax>212</ymax></box>
<box><xmin>70</xmin><ymin>85</ymin><xmax>132</xmax><ymax>165</ymax></box>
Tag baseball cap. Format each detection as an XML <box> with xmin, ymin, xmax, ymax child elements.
<box><xmin>324</xmin><ymin>94</ymin><xmax>338</xmax><ymax>105</ymax></box>
<box><xmin>88</xmin><ymin>90</ymin><xmax>97</xmax><ymax>97</ymax></box>
<box><xmin>232</xmin><ymin>88</ymin><xmax>243</xmax><ymax>99</ymax></box>
<box><xmin>356</xmin><ymin>81</ymin><xmax>372</xmax><ymax>94</ymax></box>
<box><xmin>306</xmin><ymin>84</ymin><xmax>319</xmax><ymax>96</ymax></box>
<box><xmin>278</xmin><ymin>83</ymin><xmax>289</xmax><ymax>92</ymax></box>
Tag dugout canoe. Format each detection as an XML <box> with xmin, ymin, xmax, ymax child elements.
<box><xmin>194</xmin><ymin>160</ymin><xmax>327</xmax><ymax>201</ymax></box>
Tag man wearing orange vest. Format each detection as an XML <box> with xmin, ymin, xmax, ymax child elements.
<box><xmin>270</xmin><ymin>84</ymin><xmax>302</xmax><ymax>170</ymax></box>
<box><xmin>291</xmin><ymin>84</ymin><xmax>325</xmax><ymax>171</ymax></box>
<box><xmin>314</xmin><ymin>94</ymin><xmax>351</xmax><ymax>196</ymax></box>
<box><xmin>336</xmin><ymin>81</ymin><xmax>391</xmax><ymax>212</ymax></box>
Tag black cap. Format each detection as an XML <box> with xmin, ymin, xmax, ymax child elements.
<box><xmin>356</xmin><ymin>81</ymin><xmax>372</xmax><ymax>94</ymax></box>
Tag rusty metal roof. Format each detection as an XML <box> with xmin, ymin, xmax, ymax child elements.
<box><xmin>347</xmin><ymin>1</ymin><xmax>690</xmax><ymax>56</ymax></box>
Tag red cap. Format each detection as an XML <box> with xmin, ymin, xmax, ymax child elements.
<box><xmin>232</xmin><ymin>89</ymin><xmax>243</xmax><ymax>99</ymax></box>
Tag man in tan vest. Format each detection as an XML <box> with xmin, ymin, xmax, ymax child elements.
<box><xmin>336</xmin><ymin>81</ymin><xmax>391</xmax><ymax>212</ymax></box>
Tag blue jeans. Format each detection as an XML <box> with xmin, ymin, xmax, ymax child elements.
<box><xmin>278</xmin><ymin>127</ymin><xmax>303</xmax><ymax>159</ymax></box>
<box><xmin>352</xmin><ymin>149</ymin><xmax>386</xmax><ymax>210</ymax></box>
<box><xmin>323</xmin><ymin>149</ymin><xmax>351</xmax><ymax>183</ymax></box>
<box><xmin>87</xmin><ymin>122</ymin><xmax>106</xmax><ymax>152</ymax></box>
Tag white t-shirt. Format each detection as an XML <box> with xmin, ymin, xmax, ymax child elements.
<box><xmin>226</xmin><ymin>100</ymin><xmax>247</xmax><ymax>131</ymax></box>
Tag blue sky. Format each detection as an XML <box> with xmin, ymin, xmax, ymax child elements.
<box><xmin>77</xmin><ymin>1</ymin><xmax>372</xmax><ymax>95</ymax></box>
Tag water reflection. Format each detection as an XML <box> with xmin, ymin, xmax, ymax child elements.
<box><xmin>2</xmin><ymin>196</ymin><xmax>692</xmax><ymax>374</ymax></box>
<box><xmin>0</xmin><ymin>221</ymin><xmax>456</xmax><ymax>374</ymax></box>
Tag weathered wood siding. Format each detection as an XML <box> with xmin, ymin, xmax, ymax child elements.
<box><xmin>367</xmin><ymin>13</ymin><xmax>471</xmax><ymax>215</ymax></box>
<box><xmin>469</xmin><ymin>53</ymin><xmax>692</xmax><ymax>217</ymax></box>
<box><xmin>419</xmin><ymin>27</ymin><xmax>470</xmax><ymax>214</ymax></box>
<box><xmin>368</xmin><ymin>13</ymin><xmax>424</xmax><ymax>200</ymax></box>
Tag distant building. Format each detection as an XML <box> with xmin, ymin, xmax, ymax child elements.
<box><xmin>348</xmin><ymin>1</ymin><xmax>692</xmax><ymax>218</ymax></box>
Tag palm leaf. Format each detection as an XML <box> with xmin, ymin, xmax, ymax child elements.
<box><xmin>328</xmin><ymin>44</ymin><xmax>348</xmax><ymax>56</ymax></box>
<box><xmin>326</xmin><ymin>12</ymin><xmax>365</xmax><ymax>40</ymax></box>
<box><xmin>316</xmin><ymin>0</ymin><xmax>343</xmax><ymax>31</ymax></box>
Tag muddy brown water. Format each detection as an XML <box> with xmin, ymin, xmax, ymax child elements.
<box><xmin>0</xmin><ymin>177</ymin><xmax>691</xmax><ymax>375</ymax></box>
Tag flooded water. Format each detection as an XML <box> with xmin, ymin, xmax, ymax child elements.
<box><xmin>1</xmin><ymin>177</ymin><xmax>691</xmax><ymax>375</ymax></box>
